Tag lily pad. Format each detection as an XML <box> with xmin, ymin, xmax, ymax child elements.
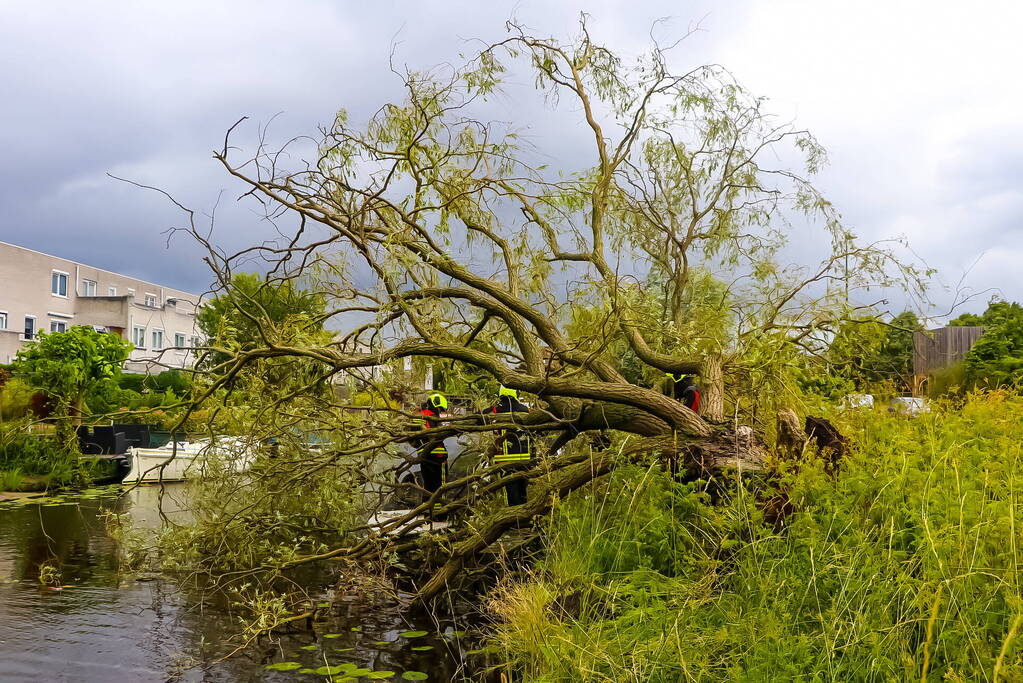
<box><xmin>264</xmin><ymin>662</ymin><xmax>303</xmax><ymax>671</ymax></box>
<box><xmin>317</xmin><ymin>602</ymin><xmax>331</xmax><ymax>608</ymax></box>
<box><xmin>373</xmin><ymin>640</ymin><xmax>391</xmax><ymax>646</ymax></box>
<box><xmin>299</xmin><ymin>669</ymin><xmax>317</xmax><ymax>674</ymax></box>
<box><xmin>367</xmin><ymin>672</ymin><xmax>395</xmax><ymax>679</ymax></box>
<box><xmin>402</xmin><ymin>673</ymin><xmax>428</xmax><ymax>681</ymax></box>
<box><xmin>411</xmin><ymin>645</ymin><xmax>433</xmax><ymax>651</ymax></box>
<box><xmin>321</xmin><ymin>633</ymin><xmax>342</xmax><ymax>639</ymax></box>
<box><xmin>314</xmin><ymin>665</ymin><xmax>352</xmax><ymax>675</ymax></box>
<box><xmin>350</xmin><ymin>626</ymin><xmax>362</xmax><ymax>632</ymax></box>
<box><xmin>300</xmin><ymin>644</ymin><xmax>319</xmax><ymax>651</ymax></box>
<box><xmin>348</xmin><ymin>669</ymin><xmax>372</xmax><ymax>677</ymax></box>
<box><xmin>333</xmin><ymin>647</ymin><xmax>354</xmax><ymax>651</ymax></box>
<box><xmin>398</xmin><ymin>630</ymin><xmax>429</xmax><ymax>638</ymax></box>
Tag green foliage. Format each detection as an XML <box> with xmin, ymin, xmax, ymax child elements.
<box><xmin>0</xmin><ymin>468</ymin><xmax>24</xmax><ymax>491</ymax></box>
<box><xmin>949</xmin><ymin>299</ymin><xmax>1022</xmax><ymax>328</ymax></box>
<box><xmin>0</xmin><ymin>377</ymin><xmax>35</xmax><ymax>420</ymax></box>
<box><xmin>824</xmin><ymin>311</ymin><xmax>922</xmax><ymax>394</ymax></box>
<box><xmin>196</xmin><ymin>272</ymin><xmax>328</xmax><ymax>371</ymax></box>
<box><xmin>927</xmin><ymin>361</ymin><xmax>968</xmax><ymax>398</ymax></box>
<box><xmin>156</xmin><ymin>439</ymin><xmax>364</xmax><ymax>575</ymax></box>
<box><xmin>87</xmin><ymin>370</ymin><xmax>193</xmax><ymax>421</ymax></box>
<box><xmin>565</xmin><ymin>269</ymin><xmax>732</xmax><ymax>387</ymax></box>
<box><xmin>955</xmin><ymin>300</ymin><xmax>1023</xmax><ymax>388</ymax></box>
<box><xmin>491</xmin><ymin>393</ymin><xmax>1023</xmax><ymax>681</ymax></box>
<box><xmin>11</xmin><ymin>327</ymin><xmax>131</xmax><ymax>483</ymax></box>
<box><xmin>0</xmin><ymin>422</ymin><xmax>67</xmax><ymax>478</ymax></box>
<box><xmin>13</xmin><ymin>327</ymin><xmax>132</xmax><ymax>407</ymax></box>
<box><xmin>117</xmin><ymin>370</ymin><xmax>191</xmax><ymax>395</ymax></box>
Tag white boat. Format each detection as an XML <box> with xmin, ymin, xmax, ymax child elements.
<box><xmin>124</xmin><ymin>437</ymin><xmax>255</xmax><ymax>484</ymax></box>
<box><xmin>365</xmin><ymin>508</ymin><xmax>450</xmax><ymax>535</ymax></box>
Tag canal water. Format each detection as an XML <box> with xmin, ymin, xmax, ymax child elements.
<box><xmin>0</xmin><ymin>485</ymin><xmax>484</xmax><ymax>682</ymax></box>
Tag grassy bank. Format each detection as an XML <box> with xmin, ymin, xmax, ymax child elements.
<box><xmin>489</xmin><ymin>392</ymin><xmax>1023</xmax><ymax>681</ymax></box>
<box><xmin>0</xmin><ymin>423</ymin><xmax>69</xmax><ymax>490</ymax></box>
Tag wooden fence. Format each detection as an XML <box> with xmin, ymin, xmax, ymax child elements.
<box><xmin>913</xmin><ymin>326</ymin><xmax>985</xmax><ymax>376</ymax></box>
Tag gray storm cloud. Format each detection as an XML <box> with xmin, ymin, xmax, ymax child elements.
<box><xmin>1</xmin><ymin>0</ymin><xmax>1020</xmax><ymax>318</ymax></box>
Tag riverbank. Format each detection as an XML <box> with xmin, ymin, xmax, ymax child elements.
<box><xmin>0</xmin><ymin>474</ymin><xmax>49</xmax><ymax>492</ymax></box>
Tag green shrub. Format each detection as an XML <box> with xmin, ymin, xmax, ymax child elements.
<box><xmin>118</xmin><ymin>370</ymin><xmax>191</xmax><ymax>397</ymax></box>
<box><xmin>0</xmin><ymin>422</ymin><xmax>66</xmax><ymax>477</ymax></box>
<box><xmin>0</xmin><ymin>468</ymin><xmax>24</xmax><ymax>491</ymax></box>
<box><xmin>0</xmin><ymin>377</ymin><xmax>35</xmax><ymax>420</ymax></box>
<box><xmin>928</xmin><ymin>361</ymin><xmax>968</xmax><ymax>397</ymax></box>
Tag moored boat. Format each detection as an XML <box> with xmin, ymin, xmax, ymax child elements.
<box><xmin>124</xmin><ymin>437</ymin><xmax>255</xmax><ymax>484</ymax></box>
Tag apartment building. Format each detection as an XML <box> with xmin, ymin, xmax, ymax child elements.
<box><xmin>0</xmin><ymin>241</ymin><xmax>203</xmax><ymax>372</ymax></box>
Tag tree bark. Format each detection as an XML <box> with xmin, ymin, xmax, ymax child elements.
<box><xmin>700</xmin><ymin>354</ymin><xmax>724</xmax><ymax>422</ymax></box>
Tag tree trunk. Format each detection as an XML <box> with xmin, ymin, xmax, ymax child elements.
<box><xmin>775</xmin><ymin>408</ymin><xmax>807</xmax><ymax>457</ymax></box>
<box><xmin>700</xmin><ymin>354</ymin><xmax>724</xmax><ymax>422</ymax></box>
<box><xmin>414</xmin><ymin>429</ymin><xmax>767</xmax><ymax>602</ymax></box>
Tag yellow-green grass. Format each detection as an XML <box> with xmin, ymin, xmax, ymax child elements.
<box><xmin>489</xmin><ymin>391</ymin><xmax>1023</xmax><ymax>682</ymax></box>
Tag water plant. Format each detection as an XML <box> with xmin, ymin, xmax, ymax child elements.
<box><xmin>37</xmin><ymin>560</ymin><xmax>61</xmax><ymax>588</ymax></box>
<box><xmin>0</xmin><ymin>467</ymin><xmax>24</xmax><ymax>491</ymax></box>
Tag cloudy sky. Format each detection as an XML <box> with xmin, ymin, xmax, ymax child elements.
<box><xmin>1</xmin><ymin>1</ymin><xmax>1020</xmax><ymax>318</ymax></box>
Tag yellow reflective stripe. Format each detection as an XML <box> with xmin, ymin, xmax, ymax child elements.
<box><xmin>494</xmin><ymin>453</ymin><xmax>530</xmax><ymax>462</ymax></box>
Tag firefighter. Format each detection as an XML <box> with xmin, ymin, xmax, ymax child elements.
<box><xmin>665</xmin><ymin>372</ymin><xmax>700</xmax><ymax>412</ymax></box>
<box><xmin>490</xmin><ymin>386</ymin><xmax>531</xmax><ymax>506</ymax></box>
<box><xmin>412</xmin><ymin>391</ymin><xmax>449</xmax><ymax>506</ymax></box>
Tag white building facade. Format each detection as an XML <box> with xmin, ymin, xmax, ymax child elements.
<box><xmin>0</xmin><ymin>241</ymin><xmax>203</xmax><ymax>372</ymax></box>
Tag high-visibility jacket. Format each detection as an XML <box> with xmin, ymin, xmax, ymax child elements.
<box><xmin>491</xmin><ymin>394</ymin><xmax>531</xmax><ymax>463</ymax></box>
<box><xmin>412</xmin><ymin>406</ymin><xmax>448</xmax><ymax>461</ymax></box>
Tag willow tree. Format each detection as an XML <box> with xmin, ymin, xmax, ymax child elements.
<box><xmin>176</xmin><ymin>20</ymin><xmax>921</xmax><ymax>599</ymax></box>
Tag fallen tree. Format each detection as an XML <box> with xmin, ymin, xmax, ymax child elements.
<box><xmin>156</xmin><ymin>17</ymin><xmax>923</xmax><ymax>600</ymax></box>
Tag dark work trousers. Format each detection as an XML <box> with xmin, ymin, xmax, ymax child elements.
<box><xmin>502</xmin><ymin>463</ymin><xmax>529</xmax><ymax>506</ymax></box>
<box><xmin>421</xmin><ymin>457</ymin><xmax>445</xmax><ymax>499</ymax></box>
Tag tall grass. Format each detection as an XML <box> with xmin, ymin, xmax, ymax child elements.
<box><xmin>0</xmin><ymin>467</ymin><xmax>25</xmax><ymax>491</ymax></box>
<box><xmin>489</xmin><ymin>391</ymin><xmax>1023</xmax><ymax>681</ymax></box>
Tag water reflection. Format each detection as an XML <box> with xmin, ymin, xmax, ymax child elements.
<box><xmin>0</xmin><ymin>486</ymin><xmax>479</xmax><ymax>682</ymax></box>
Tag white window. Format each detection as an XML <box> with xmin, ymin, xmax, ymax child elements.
<box><xmin>0</xmin><ymin>312</ymin><xmax>6</xmax><ymax>329</ymax></box>
<box><xmin>151</xmin><ymin>329</ymin><xmax>164</xmax><ymax>350</ymax></box>
<box><xmin>190</xmin><ymin>335</ymin><xmax>201</xmax><ymax>348</ymax></box>
<box><xmin>24</xmin><ymin>316</ymin><xmax>35</xmax><ymax>340</ymax></box>
<box><xmin>144</xmin><ymin>293</ymin><xmax>157</xmax><ymax>307</ymax></box>
<box><xmin>132</xmin><ymin>325</ymin><xmax>146</xmax><ymax>349</ymax></box>
<box><xmin>174</xmin><ymin>333</ymin><xmax>186</xmax><ymax>350</ymax></box>
<box><xmin>51</xmin><ymin>271</ymin><xmax>68</xmax><ymax>297</ymax></box>
<box><xmin>50</xmin><ymin>320</ymin><xmax>67</xmax><ymax>333</ymax></box>
<box><xmin>108</xmin><ymin>286</ymin><xmax>117</xmax><ymax>296</ymax></box>
<box><xmin>81</xmin><ymin>279</ymin><xmax>97</xmax><ymax>296</ymax></box>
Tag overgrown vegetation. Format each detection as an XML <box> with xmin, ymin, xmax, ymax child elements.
<box><xmin>10</xmin><ymin>327</ymin><xmax>132</xmax><ymax>483</ymax></box>
<box><xmin>489</xmin><ymin>391</ymin><xmax>1023</xmax><ymax>681</ymax></box>
<box><xmin>952</xmin><ymin>299</ymin><xmax>1023</xmax><ymax>388</ymax></box>
<box><xmin>88</xmin><ymin>17</ymin><xmax>1023</xmax><ymax>677</ymax></box>
<box><xmin>0</xmin><ymin>426</ymin><xmax>67</xmax><ymax>479</ymax></box>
